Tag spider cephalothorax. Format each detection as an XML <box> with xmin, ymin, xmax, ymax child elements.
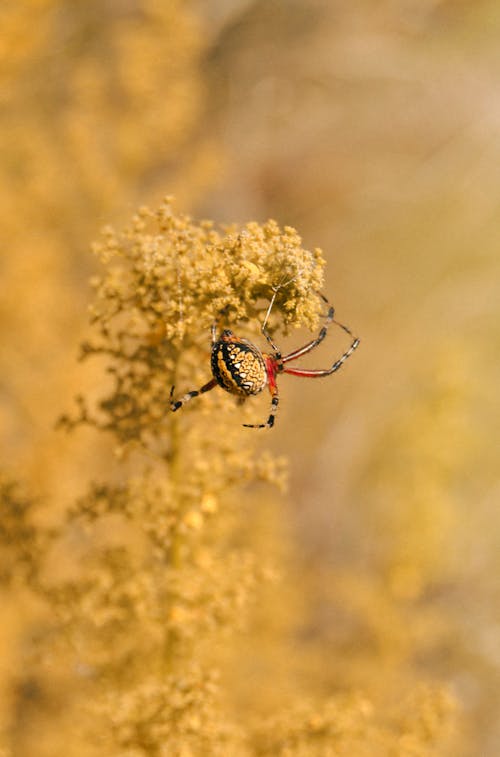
<box><xmin>170</xmin><ymin>292</ymin><xmax>359</xmax><ymax>428</ymax></box>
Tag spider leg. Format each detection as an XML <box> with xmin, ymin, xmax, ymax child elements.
<box><xmin>242</xmin><ymin>384</ymin><xmax>279</xmax><ymax>429</ymax></box>
<box><xmin>170</xmin><ymin>378</ymin><xmax>218</xmax><ymax>412</ymax></box>
<box><xmin>243</xmin><ymin>359</ymin><xmax>279</xmax><ymax>429</ymax></box>
<box><xmin>282</xmin><ymin>297</ymin><xmax>334</xmax><ymax>364</ymax></box>
<box><xmin>261</xmin><ymin>287</ymin><xmax>281</xmax><ymax>354</ymax></box>
<box><xmin>211</xmin><ymin>311</ymin><xmax>224</xmax><ymax>343</ymax></box>
<box><xmin>283</xmin><ymin>333</ymin><xmax>360</xmax><ymax>377</ymax></box>
<box><xmin>282</xmin><ymin>292</ymin><xmax>358</xmax><ymax>365</ymax></box>
<box><xmin>260</xmin><ymin>274</ymin><xmax>304</xmax><ymax>355</ymax></box>
<box><xmin>211</xmin><ymin>304</ymin><xmax>234</xmax><ymax>343</ymax></box>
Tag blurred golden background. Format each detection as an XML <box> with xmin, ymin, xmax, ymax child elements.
<box><xmin>1</xmin><ymin>1</ymin><xmax>499</xmax><ymax>754</ymax></box>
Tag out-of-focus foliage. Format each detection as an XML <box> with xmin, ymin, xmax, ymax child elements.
<box><xmin>1</xmin><ymin>0</ymin><xmax>498</xmax><ymax>754</ymax></box>
<box><xmin>0</xmin><ymin>0</ymin><xmax>212</xmax><ymax>496</ymax></box>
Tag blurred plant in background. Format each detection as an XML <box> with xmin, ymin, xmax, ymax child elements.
<box><xmin>0</xmin><ymin>0</ymin><xmax>212</xmax><ymax>495</ymax></box>
<box><xmin>1</xmin><ymin>0</ymin><xmax>499</xmax><ymax>754</ymax></box>
<box><xmin>200</xmin><ymin>2</ymin><xmax>500</xmax><ymax>753</ymax></box>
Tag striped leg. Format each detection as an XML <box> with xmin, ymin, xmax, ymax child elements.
<box><xmin>243</xmin><ymin>370</ymin><xmax>279</xmax><ymax>429</ymax></box>
<box><xmin>260</xmin><ymin>275</ymin><xmax>299</xmax><ymax>356</ymax></box>
<box><xmin>283</xmin><ymin>334</ymin><xmax>360</xmax><ymax>378</ymax></box>
<box><xmin>242</xmin><ymin>387</ymin><xmax>279</xmax><ymax>429</ymax></box>
<box><xmin>169</xmin><ymin>378</ymin><xmax>217</xmax><ymax>412</ymax></box>
<box><xmin>281</xmin><ymin>292</ymin><xmax>359</xmax><ymax>375</ymax></box>
<box><xmin>281</xmin><ymin>293</ymin><xmax>337</xmax><ymax>364</ymax></box>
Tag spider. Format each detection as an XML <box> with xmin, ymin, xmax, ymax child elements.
<box><xmin>169</xmin><ymin>291</ymin><xmax>360</xmax><ymax>428</ymax></box>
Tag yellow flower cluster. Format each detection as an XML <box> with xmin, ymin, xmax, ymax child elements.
<box><xmin>60</xmin><ymin>197</ymin><xmax>325</xmax><ymax>448</ymax></box>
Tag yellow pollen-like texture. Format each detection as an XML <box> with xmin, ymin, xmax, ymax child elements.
<box><xmin>213</xmin><ymin>341</ymin><xmax>267</xmax><ymax>396</ymax></box>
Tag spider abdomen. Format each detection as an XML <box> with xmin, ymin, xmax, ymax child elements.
<box><xmin>211</xmin><ymin>333</ymin><xmax>267</xmax><ymax>397</ymax></box>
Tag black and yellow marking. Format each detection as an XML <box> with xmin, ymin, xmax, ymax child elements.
<box><xmin>211</xmin><ymin>335</ymin><xmax>267</xmax><ymax>397</ymax></box>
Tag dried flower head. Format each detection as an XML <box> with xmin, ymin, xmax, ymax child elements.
<box><xmin>64</xmin><ymin>196</ymin><xmax>326</xmax><ymax>451</ymax></box>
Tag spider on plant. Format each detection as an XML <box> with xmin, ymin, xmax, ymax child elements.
<box><xmin>169</xmin><ymin>291</ymin><xmax>360</xmax><ymax>429</ymax></box>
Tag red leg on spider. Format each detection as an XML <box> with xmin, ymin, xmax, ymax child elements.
<box><xmin>243</xmin><ymin>356</ymin><xmax>279</xmax><ymax>429</ymax></box>
<box><xmin>260</xmin><ymin>290</ymin><xmax>335</xmax><ymax>366</ymax></box>
<box><xmin>170</xmin><ymin>378</ymin><xmax>218</xmax><ymax>412</ymax></box>
<box><xmin>281</xmin><ymin>292</ymin><xmax>359</xmax><ymax>369</ymax></box>
<box><xmin>283</xmin><ymin>333</ymin><xmax>360</xmax><ymax>377</ymax></box>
